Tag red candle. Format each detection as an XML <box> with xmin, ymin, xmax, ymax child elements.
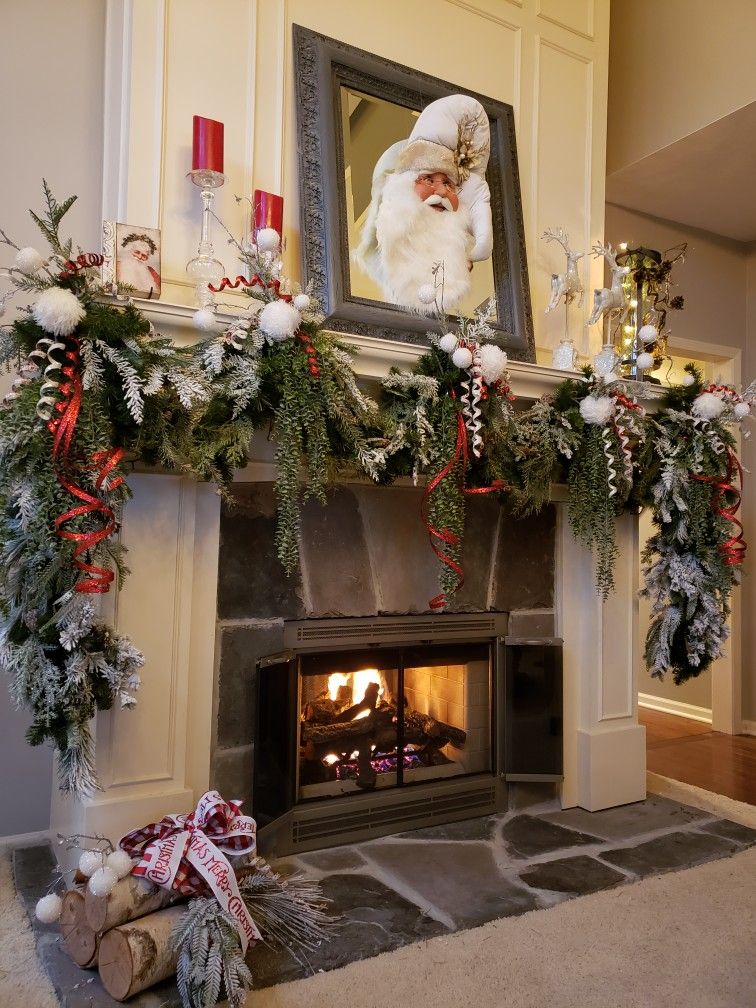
<box><xmin>253</xmin><ymin>189</ymin><xmax>284</xmax><ymax>236</ymax></box>
<box><xmin>192</xmin><ymin>115</ymin><xmax>224</xmax><ymax>173</ymax></box>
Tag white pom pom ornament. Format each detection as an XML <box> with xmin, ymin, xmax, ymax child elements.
<box><xmin>734</xmin><ymin>401</ymin><xmax>750</xmax><ymax>419</ymax></box>
<box><xmin>579</xmin><ymin>395</ymin><xmax>615</xmax><ymax>426</ymax></box>
<box><xmin>106</xmin><ymin>849</ymin><xmax>134</xmax><ymax>880</ymax></box>
<box><xmin>293</xmin><ymin>293</ymin><xmax>311</xmax><ymax>312</ymax></box>
<box><xmin>15</xmin><ymin>247</ymin><xmax>45</xmax><ymax>274</ymax></box>
<box><xmin>692</xmin><ymin>391</ymin><xmax>725</xmax><ymax>420</ymax></box>
<box><xmin>478</xmin><ymin>344</ymin><xmax>508</xmax><ymax>385</ymax></box>
<box><xmin>256</xmin><ymin>228</ymin><xmax>280</xmax><ymax>253</ymax></box>
<box><xmin>682</xmin><ymin>373</ymin><xmax>696</xmax><ymax>387</ymax></box>
<box><xmin>639</xmin><ymin>324</ymin><xmax>659</xmax><ymax>345</ymax></box>
<box><xmin>35</xmin><ymin>893</ymin><xmax>63</xmax><ymax>924</ymax></box>
<box><xmin>438</xmin><ymin>333</ymin><xmax>458</xmax><ymax>354</ymax></box>
<box><xmin>32</xmin><ymin>287</ymin><xmax>85</xmax><ymax>337</ymax></box>
<box><xmin>88</xmin><ymin>865</ymin><xmax>118</xmax><ymax>898</ymax></box>
<box><xmin>417</xmin><ymin>284</ymin><xmax>436</xmax><ymax>305</ymax></box>
<box><xmin>78</xmin><ymin>849</ymin><xmax>105</xmax><ymax>878</ymax></box>
<box><xmin>258</xmin><ymin>299</ymin><xmax>301</xmax><ymax>342</ymax></box>
<box><xmin>193</xmin><ymin>308</ymin><xmax>217</xmax><ymax>331</ymax></box>
<box><xmin>452</xmin><ymin>346</ymin><xmax>473</xmax><ymax>369</ymax></box>
<box><xmin>602</xmin><ymin>372</ymin><xmax>619</xmax><ymax>385</ymax></box>
<box><xmin>636</xmin><ymin>352</ymin><xmax>655</xmax><ymax>371</ymax></box>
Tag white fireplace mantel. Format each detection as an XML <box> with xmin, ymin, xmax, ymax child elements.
<box><xmin>51</xmin><ymin>303</ymin><xmax>647</xmax><ymax>845</ymax></box>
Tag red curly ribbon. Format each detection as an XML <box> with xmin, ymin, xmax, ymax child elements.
<box><xmin>691</xmin><ymin>448</ymin><xmax>747</xmax><ymax>566</ymax></box>
<box><xmin>58</xmin><ymin>252</ymin><xmax>104</xmax><ymax>280</ymax></box>
<box><xmin>421</xmin><ymin>407</ymin><xmax>509</xmax><ymax>610</ymax></box>
<box><xmin>207</xmin><ymin>274</ymin><xmax>293</xmax><ymax>302</ymax></box>
<box><xmin>46</xmin><ymin>339</ymin><xmax>125</xmax><ymax>593</ymax></box>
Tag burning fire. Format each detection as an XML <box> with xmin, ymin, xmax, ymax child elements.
<box><xmin>328</xmin><ymin>668</ymin><xmax>384</xmax><ymax>715</ymax></box>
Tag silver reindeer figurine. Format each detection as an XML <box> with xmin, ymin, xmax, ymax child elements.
<box><xmin>543</xmin><ymin>228</ymin><xmax>584</xmax><ymax>314</ymax></box>
<box><xmin>586</xmin><ymin>242</ymin><xmax>630</xmax><ymax>328</ymax></box>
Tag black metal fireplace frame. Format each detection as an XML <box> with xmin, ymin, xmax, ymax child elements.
<box><xmin>253</xmin><ymin>614</ymin><xmax>562</xmax><ymax>856</ymax></box>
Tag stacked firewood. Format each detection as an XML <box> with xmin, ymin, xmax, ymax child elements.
<box><xmin>59</xmin><ymin>874</ymin><xmax>183</xmax><ymax>1000</ymax></box>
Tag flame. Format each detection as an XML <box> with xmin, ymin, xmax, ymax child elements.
<box><xmin>327</xmin><ymin>673</ymin><xmax>349</xmax><ymax>701</ymax></box>
<box><xmin>352</xmin><ymin>668</ymin><xmax>383</xmax><ymax>705</ymax></box>
<box><xmin>322</xmin><ymin>753</ymin><xmax>340</xmax><ymax>766</ymax></box>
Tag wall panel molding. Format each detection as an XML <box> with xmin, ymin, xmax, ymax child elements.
<box><xmin>538</xmin><ymin>0</ymin><xmax>595</xmax><ymax>41</ymax></box>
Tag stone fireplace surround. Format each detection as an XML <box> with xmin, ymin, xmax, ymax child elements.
<box><xmin>50</xmin><ymin>319</ymin><xmax>648</xmax><ymax>851</ymax></box>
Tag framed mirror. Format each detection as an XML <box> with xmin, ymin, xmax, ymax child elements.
<box><xmin>293</xmin><ymin>25</ymin><xmax>535</xmax><ymax>361</ymax></box>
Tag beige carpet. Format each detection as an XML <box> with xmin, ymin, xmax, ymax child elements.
<box><xmin>1</xmin><ymin>838</ymin><xmax>754</xmax><ymax>1007</ymax></box>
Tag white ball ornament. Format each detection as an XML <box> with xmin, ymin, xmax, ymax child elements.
<box><xmin>692</xmin><ymin>391</ymin><xmax>725</xmax><ymax>420</ymax></box>
<box><xmin>438</xmin><ymin>333</ymin><xmax>458</xmax><ymax>354</ymax></box>
<box><xmin>579</xmin><ymin>395</ymin><xmax>615</xmax><ymax>426</ymax></box>
<box><xmin>88</xmin><ymin>865</ymin><xmax>118</xmax><ymax>898</ymax></box>
<box><xmin>255</xmin><ymin>228</ymin><xmax>280</xmax><ymax>253</ymax></box>
<box><xmin>293</xmin><ymin>293</ymin><xmax>311</xmax><ymax>312</ymax></box>
<box><xmin>192</xmin><ymin>308</ymin><xmax>217</xmax><ymax>331</ymax></box>
<box><xmin>639</xmin><ymin>324</ymin><xmax>659</xmax><ymax>345</ymax></box>
<box><xmin>78</xmin><ymin>849</ymin><xmax>105</xmax><ymax>878</ymax></box>
<box><xmin>636</xmin><ymin>352</ymin><xmax>655</xmax><ymax>371</ymax></box>
<box><xmin>602</xmin><ymin>372</ymin><xmax>619</xmax><ymax>385</ymax></box>
<box><xmin>478</xmin><ymin>344</ymin><xmax>508</xmax><ymax>385</ymax></box>
<box><xmin>15</xmin><ymin>246</ymin><xmax>45</xmax><ymax>274</ymax></box>
<box><xmin>32</xmin><ymin>287</ymin><xmax>85</xmax><ymax>337</ymax></box>
<box><xmin>258</xmin><ymin>300</ymin><xmax>301</xmax><ymax>342</ymax></box>
<box><xmin>106</xmin><ymin>849</ymin><xmax>134</xmax><ymax>880</ymax></box>
<box><xmin>451</xmin><ymin>346</ymin><xmax>473</xmax><ymax>369</ymax></box>
<box><xmin>734</xmin><ymin>401</ymin><xmax>750</xmax><ymax>419</ymax></box>
<box><xmin>682</xmin><ymin>373</ymin><xmax>696</xmax><ymax>387</ymax></box>
<box><xmin>35</xmin><ymin>893</ymin><xmax>63</xmax><ymax>924</ymax></box>
<box><xmin>417</xmin><ymin>284</ymin><xmax>436</xmax><ymax>306</ymax></box>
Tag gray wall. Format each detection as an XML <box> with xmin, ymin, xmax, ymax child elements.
<box><xmin>0</xmin><ymin>1</ymin><xmax>105</xmax><ymax>838</ymax></box>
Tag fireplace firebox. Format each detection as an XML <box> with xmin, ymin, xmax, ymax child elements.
<box><xmin>253</xmin><ymin>614</ymin><xmax>562</xmax><ymax>856</ymax></box>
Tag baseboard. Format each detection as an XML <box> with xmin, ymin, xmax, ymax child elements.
<box><xmin>0</xmin><ymin>828</ymin><xmax>50</xmax><ymax>850</ymax></box>
<box><xmin>741</xmin><ymin>720</ymin><xmax>756</xmax><ymax>737</ymax></box>
<box><xmin>638</xmin><ymin>693</ymin><xmax>712</xmax><ymax>724</ymax></box>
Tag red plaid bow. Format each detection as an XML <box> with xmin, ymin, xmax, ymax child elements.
<box><xmin>119</xmin><ymin>791</ymin><xmax>260</xmax><ymax>950</ymax></box>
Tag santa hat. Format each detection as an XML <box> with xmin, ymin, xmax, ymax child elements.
<box><xmin>354</xmin><ymin>94</ymin><xmax>493</xmax><ymax>269</ymax></box>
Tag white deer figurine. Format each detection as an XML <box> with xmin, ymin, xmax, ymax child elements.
<box><xmin>586</xmin><ymin>242</ymin><xmax>630</xmax><ymax>328</ymax></box>
<box><xmin>542</xmin><ymin>228</ymin><xmax>584</xmax><ymax>314</ymax></box>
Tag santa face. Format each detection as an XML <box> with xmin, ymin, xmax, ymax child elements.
<box><xmin>117</xmin><ymin>240</ymin><xmax>160</xmax><ymax>296</ymax></box>
<box><xmin>372</xmin><ymin>170</ymin><xmax>472</xmax><ymax>313</ymax></box>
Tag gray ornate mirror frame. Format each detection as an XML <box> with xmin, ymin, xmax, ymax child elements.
<box><xmin>292</xmin><ymin>24</ymin><xmax>535</xmax><ymax>362</ymax></box>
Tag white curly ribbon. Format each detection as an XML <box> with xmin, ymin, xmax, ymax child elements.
<box><xmin>602</xmin><ymin>426</ymin><xmax>617</xmax><ymax>499</ymax></box>
<box><xmin>615</xmin><ymin>422</ymin><xmax>633</xmax><ymax>483</ymax></box>
<box><xmin>460</xmin><ymin>343</ymin><xmax>484</xmax><ymax>458</ymax></box>
<box><xmin>1</xmin><ymin>336</ymin><xmax>51</xmax><ymax>407</ymax></box>
<box><xmin>36</xmin><ymin>340</ymin><xmax>67</xmax><ymax>420</ymax></box>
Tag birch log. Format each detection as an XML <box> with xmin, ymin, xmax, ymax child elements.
<box><xmin>97</xmin><ymin>905</ymin><xmax>185</xmax><ymax>1001</ymax></box>
<box><xmin>60</xmin><ymin>890</ymin><xmax>99</xmax><ymax>968</ymax></box>
<box><xmin>85</xmin><ymin>874</ymin><xmax>177</xmax><ymax>934</ymax></box>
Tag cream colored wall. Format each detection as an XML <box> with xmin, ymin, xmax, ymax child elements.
<box><xmin>114</xmin><ymin>0</ymin><xmax>611</xmax><ymax>361</ymax></box>
<box><xmin>605</xmin><ymin>203</ymin><xmax>754</xmax><ymax>722</ymax></box>
<box><xmin>0</xmin><ymin>0</ymin><xmax>106</xmax><ymax>838</ymax></box>
<box><xmin>607</xmin><ymin>0</ymin><xmax>756</xmax><ymax>174</ymax></box>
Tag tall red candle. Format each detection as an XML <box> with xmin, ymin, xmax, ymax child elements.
<box><xmin>253</xmin><ymin>190</ymin><xmax>284</xmax><ymax>236</ymax></box>
<box><xmin>192</xmin><ymin>116</ymin><xmax>224</xmax><ymax>173</ymax></box>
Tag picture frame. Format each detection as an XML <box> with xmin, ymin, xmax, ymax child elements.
<box><xmin>102</xmin><ymin>221</ymin><xmax>162</xmax><ymax>300</ymax></box>
<box><xmin>292</xmin><ymin>24</ymin><xmax>535</xmax><ymax>361</ymax></box>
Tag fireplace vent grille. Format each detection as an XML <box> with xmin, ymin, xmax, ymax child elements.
<box><xmin>284</xmin><ymin>614</ymin><xmax>506</xmax><ymax>650</ymax></box>
<box><xmin>289</xmin><ymin>781</ymin><xmax>499</xmax><ymax>850</ymax></box>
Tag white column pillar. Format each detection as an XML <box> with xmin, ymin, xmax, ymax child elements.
<box><xmin>51</xmin><ymin>475</ymin><xmax>221</xmax><ymax>849</ymax></box>
<box><xmin>557</xmin><ymin>506</ymin><xmax>646</xmax><ymax>810</ymax></box>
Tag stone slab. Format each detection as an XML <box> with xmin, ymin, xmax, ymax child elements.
<box><xmin>218</xmin><ymin>483</ymin><xmax>304</xmax><ymax>620</ymax></box>
<box><xmin>493</xmin><ymin>505</ymin><xmax>556</xmax><ymax>610</ymax></box>
<box><xmin>216</xmin><ymin>624</ymin><xmax>283</xmax><ymax>749</ymax></box>
<box><xmin>211</xmin><ymin>744</ymin><xmax>254</xmax><ymax>811</ymax></box>
<box><xmin>518</xmin><ymin>854</ymin><xmax>626</xmax><ymax>895</ymax></box>
<box><xmin>447</xmin><ymin>495</ymin><xmax>501</xmax><ymax>612</ymax></box>
<box><xmin>297</xmin><ymin>847</ymin><xmax>368</xmax><ymax>873</ymax></box>
<box><xmin>539</xmin><ymin>794</ymin><xmax>709</xmax><ymax>841</ymax></box>
<box><xmin>395</xmin><ymin>815</ymin><xmax>498</xmax><ymax>842</ymax></box>
<box><xmin>362</xmin><ymin>840</ymin><xmax>538</xmax><ymax>928</ymax></box>
<box><xmin>695</xmin><ymin>819</ymin><xmax>756</xmax><ymax>847</ymax></box>
<box><xmin>250</xmin><ymin>872</ymin><xmax>447</xmax><ymax>989</ymax></box>
<box><xmin>300</xmin><ymin>487</ymin><xmax>377</xmax><ymax>617</ymax></box>
<box><xmin>507</xmin><ymin>782</ymin><xmax>560</xmax><ymax>811</ymax></box>
<box><xmin>501</xmin><ymin>815</ymin><xmax>602</xmax><ymax>858</ymax></box>
<box><xmin>601</xmin><ymin>830</ymin><xmax>742</xmax><ymax>878</ymax></box>
<box><xmin>508</xmin><ymin>609</ymin><xmax>556</xmax><ymax>637</ymax></box>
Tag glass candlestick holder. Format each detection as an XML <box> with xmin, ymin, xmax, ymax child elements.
<box><xmin>186</xmin><ymin>169</ymin><xmax>226</xmax><ymax>307</ymax></box>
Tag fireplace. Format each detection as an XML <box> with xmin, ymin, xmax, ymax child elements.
<box><xmin>252</xmin><ymin>614</ymin><xmax>562</xmax><ymax>856</ymax></box>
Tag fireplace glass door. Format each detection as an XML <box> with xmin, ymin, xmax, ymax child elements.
<box><xmin>297</xmin><ymin>643</ymin><xmax>490</xmax><ymax>801</ymax></box>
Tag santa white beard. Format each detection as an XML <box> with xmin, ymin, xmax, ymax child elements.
<box><xmin>117</xmin><ymin>256</ymin><xmax>159</xmax><ymax>295</ymax></box>
<box><xmin>372</xmin><ymin>171</ymin><xmax>473</xmax><ymax>313</ymax></box>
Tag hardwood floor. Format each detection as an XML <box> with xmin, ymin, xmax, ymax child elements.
<box><xmin>639</xmin><ymin>707</ymin><xmax>756</xmax><ymax>805</ymax></box>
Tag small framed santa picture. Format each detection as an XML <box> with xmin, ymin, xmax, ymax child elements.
<box><xmin>102</xmin><ymin>221</ymin><xmax>161</xmax><ymax>299</ymax></box>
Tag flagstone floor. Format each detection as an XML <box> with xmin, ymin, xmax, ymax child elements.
<box><xmin>13</xmin><ymin>787</ymin><xmax>756</xmax><ymax>1006</ymax></box>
